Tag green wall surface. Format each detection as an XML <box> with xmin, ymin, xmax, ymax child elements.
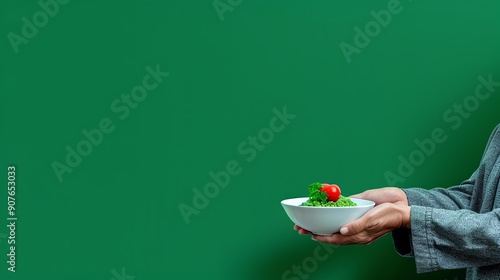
<box><xmin>1</xmin><ymin>1</ymin><xmax>499</xmax><ymax>279</ymax></box>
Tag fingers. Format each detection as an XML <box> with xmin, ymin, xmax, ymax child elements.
<box><xmin>311</xmin><ymin>233</ymin><xmax>370</xmax><ymax>245</ymax></box>
<box><xmin>311</xmin><ymin>231</ymin><xmax>387</xmax><ymax>245</ymax></box>
<box><xmin>349</xmin><ymin>191</ymin><xmax>367</xmax><ymax>199</ymax></box>
<box><xmin>311</xmin><ymin>234</ymin><xmax>343</xmax><ymax>244</ymax></box>
<box><xmin>293</xmin><ymin>225</ymin><xmax>312</xmax><ymax>235</ymax></box>
<box><xmin>350</xmin><ymin>188</ymin><xmax>408</xmax><ymax>206</ymax></box>
<box><xmin>350</xmin><ymin>190</ymin><xmax>385</xmax><ymax>205</ymax></box>
<box><xmin>299</xmin><ymin>229</ymin><xmax>311</xmax><ymax>235</ymax></box>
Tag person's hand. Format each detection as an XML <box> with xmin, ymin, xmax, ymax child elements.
<box><xmin>350</xmin><ymin>187</ymin><xmax>408</xmax><ymax>206</ymax></box>
<box><xmin>294</xmin><ymin>202</ymin><xmax>411</xmax><ymax>245</ymax></box>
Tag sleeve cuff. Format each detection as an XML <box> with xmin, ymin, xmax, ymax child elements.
<box><xmin>401</xmin><ymin>188</ymin><xmax>427</xmax><ymax>207</ymax></box>
<box><xmin>410</xmin><ymin>205</ymin><xmax>439</xmax><ymax>273</ymax></box>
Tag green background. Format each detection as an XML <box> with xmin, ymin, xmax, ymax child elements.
<box><xmin>1</xmin><ymin>0</ymin><xmax>500</xmax><ymax>279</ymax></box>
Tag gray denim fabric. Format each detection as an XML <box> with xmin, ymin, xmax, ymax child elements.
<box><xmin>391</xmin><ymin>124</ymin><xmax>500</xmax><ymax>280</ymax></box>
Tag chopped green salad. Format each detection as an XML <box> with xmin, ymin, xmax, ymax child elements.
<box><xmin>301</xmin><ymin>182</ymin><xmax>357</xmax><ymax>207</ymax></box>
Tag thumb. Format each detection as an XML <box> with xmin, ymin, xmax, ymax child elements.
<box><xmin>340</xmin><ymin>218</ymin><xmax>366</xmax><ymax>236</ymax></box>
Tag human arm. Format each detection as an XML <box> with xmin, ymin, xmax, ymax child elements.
<box><xmin>403</xmin><ymin>124</ymin><xmax>500</xmax><ymax>210</ymax></box>
<box><xmin>370</xmin><ymin>124</ymin><xmax>500</xmax><ymax>211</ymax></box>
<box><xmin>401</xmin><ymin>173</ymin><xmax>475</xmax><ymax>210</ymax></box>
<box><xmin>300</xmin><ymin>204</ymin><xmax>500</xmax><ymax>272</ymax></box>
<box><xmin>350</xmin><ymin>174</ymin><xmax>475</xmax><ymax>211</ymax></box>
<box><xmin>392</xmin><ymin>123</ymin><xmax>500</xmax><ymax>260</ymax></box>
<box><xmin>404</xmin><ymin>206</ymin><xmax>500</xmax><ymax>273</ymax></box>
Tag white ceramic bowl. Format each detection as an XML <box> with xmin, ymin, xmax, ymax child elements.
<box><xmin>281</xmin><ymin>197</ymin><xmax>375</xmax><ymax>235</ymax></box>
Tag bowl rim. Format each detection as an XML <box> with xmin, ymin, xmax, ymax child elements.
<box><xmin>281</xmin><ymin>197</ymin><xmax>375</xmax><ymax>208</ymax></box>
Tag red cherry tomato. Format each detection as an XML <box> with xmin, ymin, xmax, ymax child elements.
<box><xmin>320</xmin><ymin>184</ymin><xmax>341</xmax><ymax>202</ymax></box>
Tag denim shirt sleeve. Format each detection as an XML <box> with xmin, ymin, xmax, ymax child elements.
<box><xmin>409</xmin><ymin>206</ymin><xmax>500</xmax><ymax>273</ymax></box>
<box><xmin>391</xmin><ymin>124</ymin><xmax>500</xmax><ymax>272</ymax></box>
